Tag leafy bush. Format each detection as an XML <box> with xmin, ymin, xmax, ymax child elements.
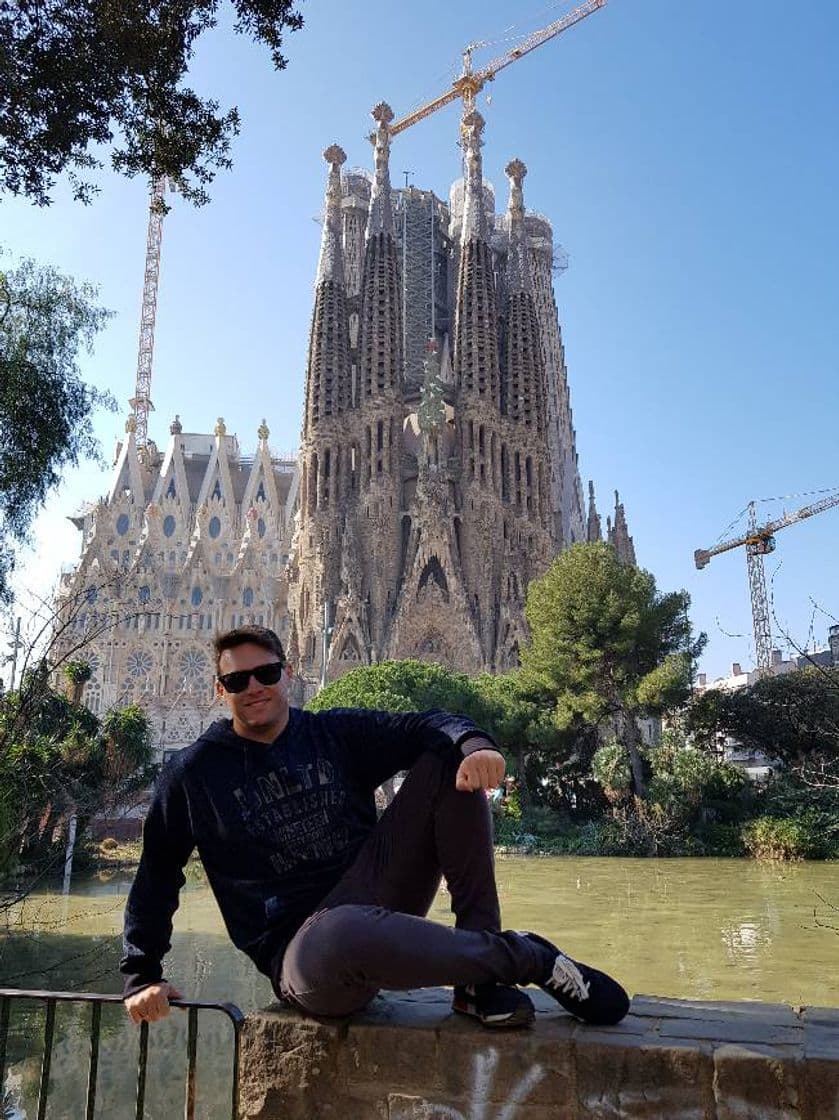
<box><xmin>591</xmin><ymin>740</ymin><xmax>632</xmax><ymax>797</ymax></box>
<box><xmin>741</xmin><ymin>816</ymin><xmax>820</xmax><ymax>860</ymax></box>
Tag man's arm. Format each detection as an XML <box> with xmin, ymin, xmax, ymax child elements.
<box><xmin>121</xmin><ymin>766</ymin><xmax>194</xmax><ymax>1019</ymax></box>
<box><xmin>332</xmin><ymin>708</ymin><xmax>505</xmax><ymax>790</ymax></box>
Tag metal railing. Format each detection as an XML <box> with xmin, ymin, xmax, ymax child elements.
<box><xmin>0</xmin><ymin>988</ymin><xmax>244</xmax><ymax>1120</ymax></box>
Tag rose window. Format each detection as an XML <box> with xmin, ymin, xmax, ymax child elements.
<box><xmin>126</xmin><ymin>649</ymin><xmax>154</xmax><ymax>678</ymax></box>
<box><xmin>180</xmin><ymin>649</ymin><xmax>209</xmax><ymax>684</ymax></box>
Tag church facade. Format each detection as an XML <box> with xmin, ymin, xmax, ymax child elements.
<box><xmin>54</xmin><ymin>103</ymin><xmax>633</xmax><ymax>755</ymax></box>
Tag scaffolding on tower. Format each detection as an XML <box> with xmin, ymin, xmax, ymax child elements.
<box><xmin>394</xmin><ymin>186</ymin><xmax>452</xmax><ymax>392</ymax></box>
<box><xmin>130</xmin><ymin>177</ymin><xmax>167</xmax><ymax>448</ymax></box>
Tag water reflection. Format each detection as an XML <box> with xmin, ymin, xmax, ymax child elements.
<box><xmin>1</xmin><ymin>856</ymin><xmax>837</xmax><ymax>1116</ymax></box>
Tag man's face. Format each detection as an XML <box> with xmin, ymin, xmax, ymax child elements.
<box><xmin>216</xmin><ymin>642</ymin><xmax>291</xmax><ymax>742</ymax></box>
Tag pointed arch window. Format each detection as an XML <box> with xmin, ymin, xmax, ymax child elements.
<box><xmin>116</xmin><ymin>513</ymin><xmax>130</xmax><ymax>536</ymax></box>
<box><xmin>166</xmin><ymin>478</ymin><xmax>176</xmax><ymax>499</ymax></box>
<box><xmin>191</xmin><ymin>586</ymin><xmax>203</xmax><ymax>607</ymax></box>
<box><xmin>163</xmin><ymin>515</ymin><xmax>176</xmax><ymax>538</ymax></box>
<box><xmin>243</xmin><ymin>588</ymin><xmax>254</xmax><ymax>608</ymax></box>
<box><xmin>256</xmin><ymin>481</ymin><xmax>266</xmax><ymax>502</ymax></box>
<box><xmin>212</xmin><ymin>480</ymin><xmax>222</xmax><ymax>500</ymax></box>
<box><xmin>208</xmin><ymin>517</ymin><xmax>222</xmax><ymax>539</ymax></box>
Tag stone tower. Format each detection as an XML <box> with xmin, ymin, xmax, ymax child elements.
<box><xmin>288</xmin><ymin>105</ymin><xmax>591</xmax><ymax>691</ymax></box>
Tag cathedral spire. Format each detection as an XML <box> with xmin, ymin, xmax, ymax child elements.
<box><xmin>504</xmin><ymin>158</ymin><xmax>530</xmax><ymax>295</ymax></box>
<box><xmin>501</xmin><ymin>158</ymin><xmax>545</xmax><ymax>436</ymax></box>
<box><xmin>358</xmin><ymin>102</ymin><xmax>402</xmax><ymax>403</ymax></box>
<box><xmin>453</xmin><ymin>109</ymin><xmax>499</xmax><ymax>404</ymax></box>
<box><xmin>608</xmin><ymin>489</ymin><xmax>637</xmax><ymax>565</ymax></box>
<box><xmin>460</xmin><ymin>110</ymin><xmax>487</xmax><ymax>244</ymax></box>
<box><xmin>367</xmin><ymin>103</ymin><xmax>394</xmax><ymax>239</ymax></box>
<box><xmin>316</xmin><ymin>144</ymin><xmax>347</xmax><ymax>285</ymax></box>
<box><xmin>303</xmin><ymin>145</ymin><xmax>352</xmax><ymax>436</ymax></box>
<box><xmin>587</xmin><ymin>480</ymin><xmax>603</xmax><ymax>542</ymax></box>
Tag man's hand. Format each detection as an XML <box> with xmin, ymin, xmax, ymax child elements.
<box><xmin>455</xmin><ymin>747</ymin><xmax>506</xmax><ymax>792</ymax></box>
<box><xmin>125</xmin><ymin>981</ymin><xmax>184</xmax><ymax>1024</ymax></box>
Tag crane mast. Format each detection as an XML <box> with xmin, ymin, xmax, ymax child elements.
<box><xmin>695</xmin><ymin>490</ymin><xmax>839</xmax><ymax>673</ymax></box>
<box><xmin>745</xmin><ymin>502</ymin><xmax>773</xmax><ymax>673</ymax></box>
<box><xmin>389</xmin><ymin>0</ymin><xmax>606</xmax><ymax>137</ymax></box>
<box><xmin>130</xmin><ymin>176</ymin><xmax>166</xmax><ymax>448</ymax></box>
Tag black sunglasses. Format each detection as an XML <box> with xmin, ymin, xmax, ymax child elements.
<box><xmin>217</xmin><ymin>660</ymin><xmax>286</xmax><ymax>694</ymax></box>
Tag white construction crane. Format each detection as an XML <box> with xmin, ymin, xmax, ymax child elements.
<box><xmin>388</xmin><ymin>0</ymin><xmax>606</xmax><ymax>136</ymax></box>
<box><xmin>129</xmin><ymin>176</ymin><xmax>167</xmax><ymax>448</ymax></box>
<box><xmin>695</xmin><ymin>491</ymin><xmax>839</xmax><ymax>672</ymax></box>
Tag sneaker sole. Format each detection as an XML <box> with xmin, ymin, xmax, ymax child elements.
<box><xmin>452</xmin><ymin>999</ymin><xmax>536</xmax><ymax>1029</ymax></box>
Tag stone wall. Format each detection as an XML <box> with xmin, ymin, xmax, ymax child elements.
<box><xmin>238</xmin><ymin>988</ymin><xmax>839</xmax><ymax>1120</ymax></box>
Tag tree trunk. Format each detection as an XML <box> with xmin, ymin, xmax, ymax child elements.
<box><xmin>622</xmin><ymin>714</ymin><xmax>647</xmax><ymax>799</ymax></box>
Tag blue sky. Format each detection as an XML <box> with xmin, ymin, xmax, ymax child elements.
<box><xmin>4</xmin><ymin>0</ymin><xmax>838</xmax><ymax>679</ymax></box>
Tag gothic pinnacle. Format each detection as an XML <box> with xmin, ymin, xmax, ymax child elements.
<box><xmin>258</xmin><ymin>418</ymin><xmax>270</xmax><ymax>442</ymax></box>
<box><xmin>316</xmin><ymin>144</ymin><xmax>347</xmax><ymax>286</ymax></box>
<box><xmin>368</xmin><ymin>102</ymin><xmax>394</xmax><ymax>239</ymax></box>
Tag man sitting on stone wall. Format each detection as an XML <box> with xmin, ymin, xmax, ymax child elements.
<box><xmin>122</xmin><ymin>625</ymin><xmax>629</xmax><ymax>1030</ymax></box>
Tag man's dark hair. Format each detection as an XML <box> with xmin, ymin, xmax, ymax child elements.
<box><xmin>213</xmin><ymin>626</ymin><xmax>286</xmax><ymax>673</ymax></box>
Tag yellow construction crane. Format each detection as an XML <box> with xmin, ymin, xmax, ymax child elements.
<box><xmin>388</xmin><ymin>0</ymin><xmax>607</xmax><ymax>137</ymax></box>
<box><xmin>695</xmin><ymin>491</ymin><xmax>839</xmax><ymax>673</ymax></box>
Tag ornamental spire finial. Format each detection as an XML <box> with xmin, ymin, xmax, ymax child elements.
<box><xmin>316</xmin><ymin>144</ymin><xmax>347</xmax><ymax>285</ymax></box>
<box><xmin>258</xmin><ymin>418</ymin><xmax>269</xmax><ymax>443</ymax></box>
<box><xmin>214</xmin><ymin>417</ymin><xmax>226</xmax><ymax>437</ymax></box>
<box><xmin>459</xmin><ymin>109</ymin><xmax>487</xmax><ymax>243</ymax></box>
<box><xmin>367</xmin><ymin>103</ymin><xmax>395</xmax><ymax>239</ymax></box>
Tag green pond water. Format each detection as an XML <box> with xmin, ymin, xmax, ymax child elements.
<box><xmin>1</xmin><ymin>855</ymin><xmax>837</xmax><ymax>1118</ymax></box>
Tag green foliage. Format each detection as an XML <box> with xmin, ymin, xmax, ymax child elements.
<box><xmin>307</xmin><ymin>660</ymin><xmax>490</xmax><ymax>727</ymax></box>
<box><xmin>591</xmin><ymin>739</ymin><xmax>632</xmax><ymax>797</ymax></box>
<box><xmin>761</xmin><ymin>768</ymin><xmax>839</xmax><ymax>820</ymax></box>
<box><xmin>100</xmin><ymin>704</ymin><xmax>154</xmax><ymax>783</ymax></box>
<box><xmin>63</xmin><ymin>660</ymin><xmax>93</xmax><ymax>686</ymax></box>
<box><xmin>648</xmin><ymin>730</ymin><xmax>746</xmax><ymax>813</ymax></box>
<box><xmin>740</xmin><ymin>816</ymin><xmax>822</xmax><ymax>861</ymax></box>
<box><xmin>521</xmin><ymin>542</ymin><xmax>704</xmax><ymax>796</ymax></box>
<box><xmin>1</xmin><ymin>0</ymin><xmax>305</xmax><ymax>206</ymax></box>
<box><xmin>0</xmin><ymin>680</ymin><xmax>155</xmax><ymax>875</ymax></box>
<box><xmin>470</xmin><ymin>670</ymin><xmax>576</xmax><ymax>801</ymax></box>
<box><xmin>701</xmin><ymin>823</ymin><xmax>747</xmax><ymax>857</ymax></box>
<box><xmin>687</xmin><ymin>667</ymin><xmax>839</xmax><ymax>769</ymax></box>
<box><xmin>0</xmin><ymin>254</ymin><xmax>114</xmax><ymax>600</ymax></box>
<box><xmin>522</xmin><ymin>542</ymin><xmax>704</xmax><ymax>728</ymax></box>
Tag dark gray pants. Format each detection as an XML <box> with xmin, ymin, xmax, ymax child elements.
<box><xmin>275</xmin><ymin>751</ymin><xmax>551</xmax><ymax>1016</ymax></box>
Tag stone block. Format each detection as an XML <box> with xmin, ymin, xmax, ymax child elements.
<box><xmin>712</xmin><ymin>1043</ymin><xmax>804</xmax><ymax>1120</ymax></box>
<box><xmin>800</xmin><ymin>1057</ymin><xmax>839</xmax><ymax>1120</ymax></box>
<box><xmin>575</xmin><ymin>1035</ymin><xmax>715</xmax><ymax>1120</ymax></box>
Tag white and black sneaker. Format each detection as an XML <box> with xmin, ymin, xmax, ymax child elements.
<box><xmin>524</xmin><ymin>932</ymin><xmax>630</xmax><ymax>1026</ymax></box>
<box><xmin>452</xmin><ymin>983</ymin><xmax>535</xmax><ymax>1028</ymax></box>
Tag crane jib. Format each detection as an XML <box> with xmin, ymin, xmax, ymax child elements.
<box><xmin>388</xmin><ymin>0</ymin><xmax>607</xmax><ymax>138</ymax></box>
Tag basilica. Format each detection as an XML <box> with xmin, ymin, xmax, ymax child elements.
<box><xmin>55</xmin><ymin>103</ymin><xmax>634</xmax><ymax>758</ymax></box>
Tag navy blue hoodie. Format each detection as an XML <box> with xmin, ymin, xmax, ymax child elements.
<box><xmin>121</xmin><ymin>706</ymin><xmax>495</xmax><ymax>995</ymax></box>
